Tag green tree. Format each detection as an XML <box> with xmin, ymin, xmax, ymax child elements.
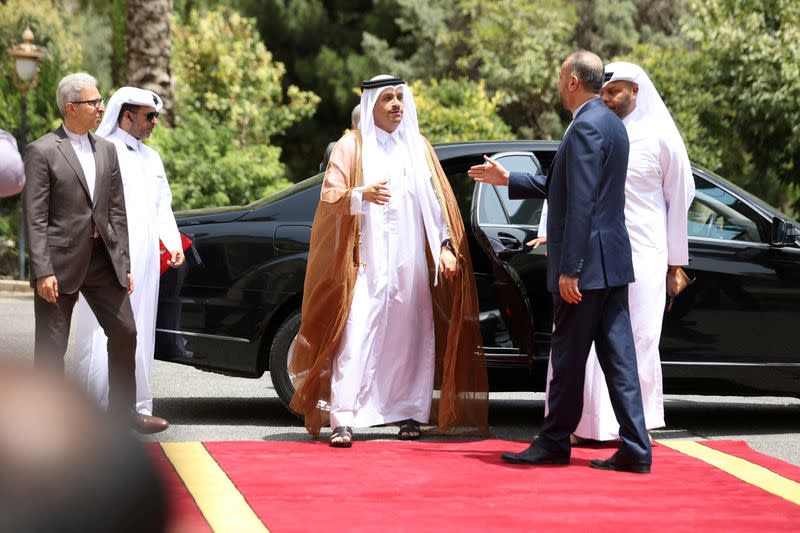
<box><xmin>360</xmin><ymin>0</ymin><xmax>467</xmax><ymax>81</ymax></box>
<box><xmin>127</xmin><ymin>0</ymin><xmax>175</xmax><ymax>124</ymax></box>
<box><xmin>571</xmin><ymin>0</ymin><xmax>682</xmax><ymax>59</ymax></box>
<box><xmin>0</xmin><ymin>0</ymin><xmax>89</xmax><ymax>143</ymax></box>
<box><xmin>150</xmin><ymin>111</ymin><xmax>290</xmax><ymax>209</ymax></box>
<box><xmin>149</xmin><ymin>8</ymin><xmax>320</xmax><ymax>209</ymax></box>
<box><xmin>456</xmin><ymin>0</ymin><xmax>577</xmax><ymax>138</ymax></box>
<box><xmin>625</xmin><ymin>0</ymin><xmax>800</xmax><ymax>214</ymax></box>
<box><xmin>363</xmin><ymin>0</ymin><xmax>577</xmax><ymax>139</ymax></box>
<box><xmin>234</xmin><ymin>0</ymin><xmax>415</xmax><ymax>178</ymax></box>
<box><xmin>229</xmin><ymin>0</ymin><xmax>690</xmax><ymax>177</ymax></box>
<box><xmin>412</xmin><ymin>79</ymin><xmax>512</xmax><ymax>142</ymax></box>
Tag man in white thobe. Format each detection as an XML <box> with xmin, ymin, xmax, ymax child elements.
<box><xmin>289</xmin><ymin>76</ymin><xmax>488</xmax><ymax>443</ymax></box>
<box><xmin>541</xmin><ymin>62</ymin><xmax>695</xmax><ymax>441</ymax></box>
<box><xmin>72</xmin><ymin>87</ymin><xmax>183</xmax><ymax>431</ymax></box>
<box><xmin>328</xmin><ymin>76</ymin><xmax>457</xmax><ymax>445</ymax></box>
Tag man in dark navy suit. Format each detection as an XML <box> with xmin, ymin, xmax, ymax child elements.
<box><xmin>468</xmin><ymin>50</ymin><xmax>652</xmax><ymax>473</ymax></box>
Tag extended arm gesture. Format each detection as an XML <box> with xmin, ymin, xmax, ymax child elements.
<box><xmin>468</xmin><ymin>155</ymin><xmax>510</xmax><ymax>186</ymax></box>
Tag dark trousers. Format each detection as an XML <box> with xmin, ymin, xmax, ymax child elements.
<box><xmin>33</xmin><ymin>245</ymin><xmax>136</xmax><ymax>415</ymax></box>
<box><xmin>536</xmin><ymin>285</ymin><xmax>652</xmax><ymax>463</ymax></box>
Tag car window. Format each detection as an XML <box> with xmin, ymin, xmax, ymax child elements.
<box><xmin>494</xmin><ymin>154</ymin><xmax>544</xmax><ymax>226</ymax></box>
<box><xmin>444</xmin><ymin>170</ymin><xmax>475</xmax><ymax>224</ymax></box>
<box><xmin>478</xmin><ymin>184</ymin><xmax>507</xmax><ymax>224</ymax></box>
<box><xmin>688</xmin><ymin>175</ymin><xmax>766</xmax><ymax>242</ymax></box>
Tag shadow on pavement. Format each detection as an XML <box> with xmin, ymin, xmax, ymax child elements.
<box><xmin>151</xmin><ymin>395</ymin><xmax>799</xmax><ymax>440</ymax></box>
<box><xmin>663</xmin><ymin>399</ymin><xmax>800</xmax><ymax>437</ymax></box>
<box><xmin>486</xmin><ymin>397</ymin><xmax>800</xmax><ymax>439</ymax></box>
<box><xmin>153</xmin><ymin>396</ymin><xmax>301</xmax><ymax>427</ymax></box>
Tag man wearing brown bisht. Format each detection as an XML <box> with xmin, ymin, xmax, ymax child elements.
<box><xmin>289</xmin><ymin>75</ymin><xmax>489</xmax><ymax>447</ymax></box>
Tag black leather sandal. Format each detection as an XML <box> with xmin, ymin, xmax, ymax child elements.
<box><xmin>397</xmin><ymin>419</ymin><xmax>421</xmax><ymax>440</ymax></box>
<box><xmin>330</xmin><ymin>426</ymin><xmax>353</xmax><ymax>448</ymax></box>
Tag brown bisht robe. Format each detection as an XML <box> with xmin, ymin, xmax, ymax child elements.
<box><xmin>288</xmin><ymin>130</ymin><xmax>489</xmax><ymax>437</ymax></box>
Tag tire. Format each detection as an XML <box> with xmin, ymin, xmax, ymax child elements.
<box><xmin>269</xmin><ymin>309</ymin><xmax>302</xmax><ymax>415</ymax></box>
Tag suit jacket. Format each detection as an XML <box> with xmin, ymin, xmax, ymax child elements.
<box><xmin>22</xmin><ymin>126</ymin><xmax>130</xmax><ymax>294</ymax></box>
<box><xmin>509</xmin><ymin>98</ymin><xmax>633</xmax><ymax>292</ymax></box>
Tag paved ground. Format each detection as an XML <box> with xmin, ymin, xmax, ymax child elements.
<box><xmin>2</xmin><ymin>291</ymin><xmax>799</xmax><ymax>465</ymax></box>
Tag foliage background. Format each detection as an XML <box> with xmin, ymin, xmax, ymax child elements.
<box><xmin>1</xmin><ymin>0</ymin><xmax>798</xmax><ymax>277</ymax></box>
<box><xmin>148</xmin><ymin>7</ymin><xmax>319</xmax><ymax>209</ymax></box>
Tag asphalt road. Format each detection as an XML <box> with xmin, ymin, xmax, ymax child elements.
<box><xmin>2</xmin><ymin>292</ymin><xmax>798</xmax><ymax>465</ymax></box>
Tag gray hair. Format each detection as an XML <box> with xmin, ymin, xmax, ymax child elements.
<box><xmin>56</xmin><ymin>73</ymin><xmax>98</xmax><ymax>116</ymax></box>
<box><xmin>566</xmin><ymin>51</ymin><xmax>604</xmax><ymax>94</ymax></box>
<box><xmin>351</xmin><ymin>104</ymin><xmax>361</xmax><ymax>130</ymax></box>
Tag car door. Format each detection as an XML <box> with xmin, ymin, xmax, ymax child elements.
<box><xmin>661</xmin><ymin>172</ymin><xmax>800</xmax><ymax>391</ymax></box>
<box><xmin>470</xmin><ymin>152</ymin><xmax>551</xmax><ymax>365</ymax></box>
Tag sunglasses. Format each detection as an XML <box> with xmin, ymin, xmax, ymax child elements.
<box><xmin>126</xmin><ymin>110</ymin><xmax>159</xmax><ymax>123</ymax></box>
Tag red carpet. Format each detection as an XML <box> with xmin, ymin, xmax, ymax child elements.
<box><xmin>150</xmin><ymin>446</ymin><xmax>212</xmax><ymax>533</ymax></box>
<box><xmin>156</xmin><ymin>440</ymin><xmax>800</xmax><ymax>532</ymax></box>
<box><xmin>701</xmin><ymin>440</ymin><xmax>800</xmax><ymax>483</ymax></box>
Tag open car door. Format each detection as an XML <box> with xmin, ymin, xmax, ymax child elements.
<box><xmin>470</xmin><ymin>152</ymin><xmax>552</xmax><ymax>367</ymax></box>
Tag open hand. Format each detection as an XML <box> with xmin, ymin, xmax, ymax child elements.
<box><xmin>363</xmin><ymin>181</ymin><xmax>391</xmax><ymax>205</ymax></box>
<box><xmin>526</xmin><ymin>236</ymin><xmax>547</xmax><ymax>249</ymax></box>
<box><xmin>468</xmin><ymin>155</ymin><xmax>510</xmax><ymax>186</ymax></box>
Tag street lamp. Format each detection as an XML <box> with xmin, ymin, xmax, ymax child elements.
<box><xmin>10</xmin><ymin>26</ymin><xmax>44</xmax><ymax>281</ymax></box>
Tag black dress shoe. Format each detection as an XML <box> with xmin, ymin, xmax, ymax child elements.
<box><xmin>501</xmin><ymin>445</ymin><xmax>570</xmax><ymax>465</ymax></box>
<box><xmin>590</xmin><ymin>453</ymin><xmax>651</xmax><ymax>474</ymax></box>
<box><xmin>132</xmin><ymin>414</ymin><xmax>169</xmax><ymax>434</ymax></box>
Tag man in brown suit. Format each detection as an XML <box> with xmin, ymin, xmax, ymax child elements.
<box><xmin>22</xmin><ymin>73</ymin><xmax>167</xmax><ymax>433</ymax></box>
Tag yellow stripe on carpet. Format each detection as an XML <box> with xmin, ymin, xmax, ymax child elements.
<box><xmin>161</xmin><ymin>442</ymin><xmax>269</xmax><ymax>532</ymax></box>
<box><xmin>658</xmin><ymin>440</ymin><xmax>800</xmax><ymax>505</ymax></box>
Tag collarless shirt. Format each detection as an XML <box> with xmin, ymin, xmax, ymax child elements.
<box><xmin>113</xmin><ymin>129</ymin><xmax>142</xmax><ymax>154</ymax></box>
<box><xmin>64</xmin><ymin>125</ymin><xmax>96</xmax><ymax>202</ymax></box>
<box><xmin>375</xmin><ymin>126</ymin><xmax>400</xmax><ymax>151</ymax></box>
<box><xmin>374</xmin><ymin>127</ymin><xmax>407</xmax><ymax>186</ymax></box>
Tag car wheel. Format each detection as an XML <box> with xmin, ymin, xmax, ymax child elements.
<box><xmin>269</xmin><ymin>309</ymin><xmax>302</xmax><ymax>415</ymax></box>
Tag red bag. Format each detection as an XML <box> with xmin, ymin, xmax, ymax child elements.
<box><xmin>159</xmin><ymin>232</ymin><xmax>193</xmax><ymax>275</ymax></box>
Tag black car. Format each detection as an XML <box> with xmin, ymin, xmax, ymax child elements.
<box><xmin>155</xmin><ymin>141</ymin><xmax>800</xmax><ymax>410</ymax></box>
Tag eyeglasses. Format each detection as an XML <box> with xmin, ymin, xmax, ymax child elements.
<box><xmin>71</xmin><ymin>98</ymin><xmax>104</xmax><ymax>109</ymax></box>
<box><xmin>144</xmin><ymin>111</ymin><xmax>159</xmax><ymax>123</ymax></box>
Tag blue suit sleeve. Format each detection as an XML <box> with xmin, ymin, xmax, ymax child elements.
<box><xmin>560</xmin><ymin>121</ymin><xmax>603</xmax><ymax>277</ymax></box>
<box><xmin>508</xmin><ymin>171</ymin><xmax>547</xmax><ymax>199</ymax></box>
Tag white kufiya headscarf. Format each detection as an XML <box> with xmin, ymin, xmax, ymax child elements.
<box><xmin>359</xmin><ymin>75</ymin><xmax>447</xmax><ymax>283</ymax></box>
<box><xmin>603</xmin><ymin>62</ymin><xmax>689</xmax><ymax>152</ymax></box>
<box><xmin>96</xmin><ymin>86</ymin><xmax>163</xmax><ymax>138</ymax></box>
<box><xmin>359</xmin><ymin>75</ymin><xmax>428</xmax><ymax>185</ymax></box>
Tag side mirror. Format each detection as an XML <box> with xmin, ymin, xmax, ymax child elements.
<box><xmin>771</xmin><ymin>217</ymin><xmax>800</xmax><ymax>246</ymax></box>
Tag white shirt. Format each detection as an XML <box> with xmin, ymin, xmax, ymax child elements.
<box><xmin>64</xmin><ymin>125</ymin><xmax>96</xmax><ymax>202</ymax></box>
<box><xmin>375</xmin><ymin>127</ymin><xmax>411</xmax><ymax>209</ymax></box>
<box><xmin>350</xmin><ymin>127</ymin><xmax>408</xmax><ymax>215</ymax></box>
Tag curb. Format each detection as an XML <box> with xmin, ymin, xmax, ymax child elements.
<box><xmin>0</xmin><ymin>279</ymin><xmax>33</xmax><ymax>294</ymax></box>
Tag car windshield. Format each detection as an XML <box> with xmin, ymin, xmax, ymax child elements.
<box><xmin>244</xmin><ymin>174</ymin><xmax>324</xmax><ymax>209</ymax></box>
<box><xmin>695</xmin><ymin>164</ymin><xmax>797</xmax><ymax>223</ymax></box>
